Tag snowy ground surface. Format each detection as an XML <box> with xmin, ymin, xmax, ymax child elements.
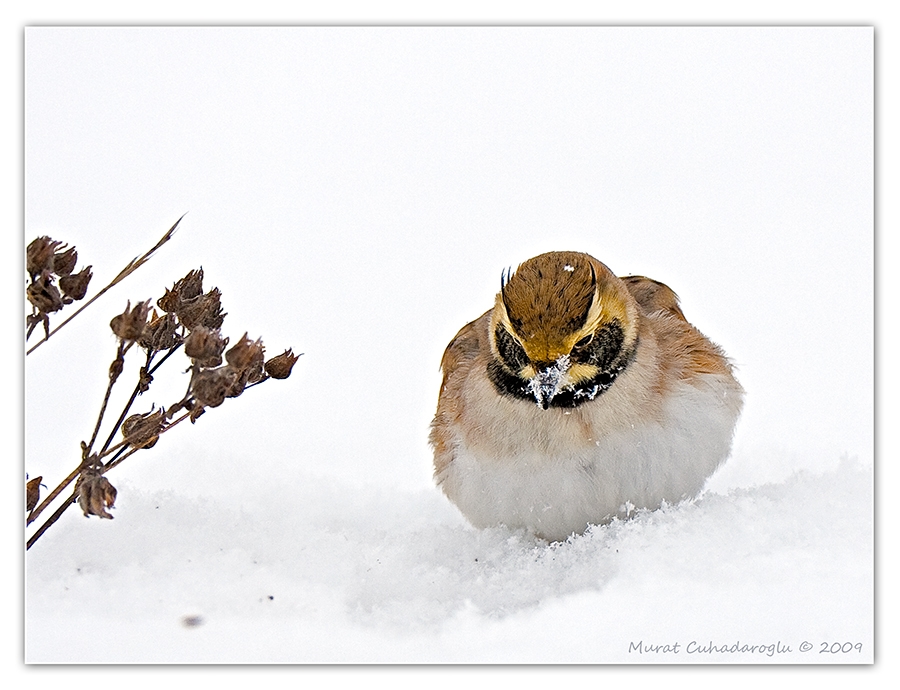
<box><xmin>25</xmin><ymin>453</ymin><xmax>873</xmax><ymax>664</ymax></box>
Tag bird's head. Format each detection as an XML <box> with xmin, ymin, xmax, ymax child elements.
<box><xmin>488</xmin><ymin>251</ymin><xmax>639</xmax><ymax>409</ymax></box>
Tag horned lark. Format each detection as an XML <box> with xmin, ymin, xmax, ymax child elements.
<box><xmin>430</xmin><ymin>251</ymin><xmax>743</xmax><ymax>541</ymax></box>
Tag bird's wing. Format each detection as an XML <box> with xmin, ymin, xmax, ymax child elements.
<box><xmin>622</xmin><ymin>275</ymin><xmax>738</xmax><ymax>379</ymax></box>
<box><xmin>430</xmin><ymin>312</ymin><xmax>490</xmax><ymax>480</ymax></box>
<box><xmin>620</xmin><ymin>275</ymin><xmax>686</xmax><ymax>321</ymax></box>
<box><xmin>438</xmin><ymin>313</ymin><xmax>487</xmax><ymax>387</ymax></box>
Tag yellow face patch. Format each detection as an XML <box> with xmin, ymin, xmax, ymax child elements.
<box><xmin>582</xmin><ymin>283</ymin><xmax>630</xmax><ymax>340</ymax></box>
<box><xmin>567</xmin><ymin>362</ymin><xmax>601</xmax><ymax>385</ymax></box>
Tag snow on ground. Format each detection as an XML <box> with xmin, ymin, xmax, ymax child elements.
<box><xmin>25</xmin><ymin>452</ymin><xmax>872</xmax><ymax>664</ymax></box>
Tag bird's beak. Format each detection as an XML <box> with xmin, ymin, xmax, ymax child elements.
<box><xmin>528</xmin><ymin>356</ymin><xmax>571</xmax><ymax>409</ymax></box>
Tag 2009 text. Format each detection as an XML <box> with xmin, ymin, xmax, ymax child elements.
<box><xmin>820</xmin><ymin>642</ymin><xmax>863</xmax><ymax>654</ymax></box>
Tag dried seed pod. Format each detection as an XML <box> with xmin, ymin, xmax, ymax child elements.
<box><xmin>26</xmin><ymin>237</ymin><xmax>61</xmax><ymax>279</ymax></box>
<box><xmin>247</xmin><ymin>362</ymin><xmax>266</xmax><ymax>384</ymax></box>
<box><xmin>75</xmin><ymin>469</ymin><xmax>117</xmax><ymax>519</ymax></box>
<box><xmin>26</xmin><ymin>476</ymin><xmax>43</xmax><ymax>513</ymax></box>
<box><xmin>26</xmin><ymin>312</ymin><xmax>48</xmax><ymax>340</ymax></box>
<box><xmin>137</xmin><ymin>366</ymin><xmax>153</xmax><ymax>393</ymax></box>
<box><xmin>176</xmin><ymin>268</ymin><xmax>205</xmax><ymax>301</ymax></box>
<box><xmin>109</xmin><ymin>349</ymin><xmax>125</xmax><ymax>382</ymax></box>
<box><xmin>158</xmin><ymin>268</ymin><xmax>204</xmax><ymax>313</ymax></box>
<box><xmin>174</xmin><ymin>295</ymin><xmax>204</xmax><ymax>330</ymax></box>
<box><xmin>122</xmin><ymin>408</ymin><xmax>165</xmax><ymax>448</ymax></box>
<box><xmin>26</xmin><ymin>273</ymin><xmax>64</xmax><ymax>314</ymax></box>
<box><xmin>199</xmin><ymin>288</ymin><xmax>225</xmax><ymax>331</ymax></box>
<box><xmin>188</xmin><ymin>403</ymin><xmax>206</xmax><ymax>423</ymax></box>
<box><xmin>59</xmin><ymin>265</ymin><xmax>93</xmax><ymax>301</ymax></box>
<box><xmin>177</xmin><ymin>290</ymin><xmax>225</xmax><ymax>332</ymax></box>
<box><xmin>52</xmin><ymin>246</ymin><xmax>78</xmax><ymax>276</ymax></box>
<box><xmin>265</xmin><ymin>349</ymin><xmax>302</xmax><ymax>380</ymax></box>
<box><xmin>110</xmin><ymin>300</ymin><xmax>152</xmax><ymax>341</ymax></box>
<box><xmin>176</xmin><ymin>295</ymin><xmax>206</xmax><ymax>329</ymax></box>
<box><xmin>184</xmin><ymin>326</ymin><xmax>228</xmax><ymax>367</ymax></box>
<box><xmin>223</xmin><ymin>365</ymin><xmax>251</xmax><ymax>398</ymax></box>
<box><xmin>157</xmin><ymin>287</ymin><xmax>179</xmax><ymax>314</ymax></box>
<box><xmin>190</xmin><ymin>367</ymin><xmax>235</xmax><ymax>409</ymax></box>
<box><xmin>225</xmin><ymin>333</ymin><xmax>265</xmax><ymax>372</ymax></box>
<box><xmin>140</xmin><ymin>310</ymin><xmax>179</xmax><ymax>352</ymax></box>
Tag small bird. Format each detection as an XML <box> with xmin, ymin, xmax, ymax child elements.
<box><xmin>430</xmin><ymin>251</ymin><xmax>743</xmax><ymax>541</ymax></box>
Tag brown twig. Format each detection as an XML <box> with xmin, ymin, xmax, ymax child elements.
<box><xmin>101</xmin><ymin>410</ymin><xmax>193</xmax><ymax>473</ymax></box>
<box><xmin>26</xmin><ymin>215</ymin><xmax>185</xmax><ymax>356</ymax></box>
<box><xmin>98</xmin><ymin>350</ymin><xmax>155</xmax><ymax>455</ymax></box>
<box><xmin>26</xmin><ymin>489</ymin><xmax>77</xmax><ymax>550</ymax></box>
<box><xmin>26</xmin><ymin>461</ymin><xmax>88</xmax><ymax>527</ymax></box>
<box><xmin>93</xmin><ymin>342</ymin><xmax>180</xmax><ymax>453</ymax></box>
<box><xmin>26</xmin><ymin>408</ymin><xmax>197</xmax><ymax>550</ymax></box>
<box><xmin>26</xmin><ymin>343</ymin><xmax>184</xmax><ymax>529</ymax></box>
<box><xmin>86</xmin><ymin>340</ymin><xmax>131</xmax><ymax>453</ymax></box>
<box><xmin>25</xmin><ymin>250</ymin><xmax>300</xmax><ymax>550</ymax></box>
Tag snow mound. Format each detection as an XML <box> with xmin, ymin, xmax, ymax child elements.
<box><xmin>26</xmin><ymin>457</ymin><xmax>872</xmax><ymax>663</ymax></box>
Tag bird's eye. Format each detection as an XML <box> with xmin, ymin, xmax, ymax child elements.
<box><xmin>495</xmin><ymin>326</ymin><xmax>529</xmax><ymax>371</ymax></box>
<box><xmin>574</xmin><ymin>333</ymin><xmax>593</xmax><ymax>349</ymax></box>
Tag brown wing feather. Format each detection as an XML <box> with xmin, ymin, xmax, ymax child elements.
<box><xmin>620</xmin><ymin>275</ymin><xmax>686</xmax><ymax>320</ymax></box>
<box><xmin>430</xmin><ymin>313</ymin><xmax>488</xmax><ymax>477</ymax></box>
<box><xmin>438</xmin><ymin>317</ymin><xmax>482</xmax><ymax>392</ymax></box>
<box><xmin>621</xmin><ymin>275</ymin><xmax>735</xmax><ymax>379</ymax></box>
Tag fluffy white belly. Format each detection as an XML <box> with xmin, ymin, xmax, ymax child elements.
<box><xmin>439</xmin><ymin>376</ymin><xmax>740</xmax><ymax>541</ymax></box>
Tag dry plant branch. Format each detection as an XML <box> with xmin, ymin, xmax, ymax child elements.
<box><xmin>26</xmin><ymin>214</ymin><xmax>185</xmax><ymax>356</ymax></box>
<box><xmin>26</xmin><ymin>409</ymin><xmax>199</xmax><ymax>549</ymax></box>
<box><xmin>26</xmin><ymin>488</ymin><xmax>78</xmax><ymax>550</ymax></box>
<box><xmin>25</xmin><ymin>230</ymin><xmax>301</xmax><ymax>550</ymax></box>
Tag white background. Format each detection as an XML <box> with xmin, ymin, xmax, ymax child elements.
<box><xmin>23</xmin><ymin>25</ymin><xmax>873</xmax><ymax>498</ymax></box>
<box><xmin>8</xmin><ymin>1</ymin><xmax>894</xmax><ymax>688</ymax></box>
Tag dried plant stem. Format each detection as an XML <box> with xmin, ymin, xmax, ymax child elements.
<box><xmin>102</xmin><ymin>409</ymin><xmax>191</xmax><ymax>467</ymax></box>
<box><xmin>26</xmin><ymin>489</ymin><xmax>78</xmax><ymax>550</ymax></box>
<box><xmin>25</xmin><ymin>461</ymin><xmax>88</xmax><ymax>527</ymax></box>
<box><xmin>97</xmin><ymin>343</ymin><xmax>183</xmax><ymax>455</ymax></box>
<box><xmin>27</xmin><ymin>341</ymin><xmax>136</xmax><ymax>527</ymax></box>
<box><xmin>26</xmin><ymin>341</ymin><xmax>178</xmax><ymax>528</ymax></box>
<box><xmin>86</xmin><ymin>340</ymin><xmax>132</xmax><ymax>452</ymax></box>
<box><xmin>102</xmin><ymin>410</ymin><xmax>192</xmax><ymax>473</ymax></box>
<box><xmin>147</xmin><ymin>342</ymin><xmax>183</xmax><ymax>377</ymax></box>
<box><xmin>25</xmin><ymin>250</ymin><xmax>300</xmax><ymax>550</ymax></box>
<box><xmin>99</xmin><ymin>356</ymin><xmax>153</xmax><ymax>455</ymax></box>
<box><xmin>26</xmin><ymin>215</ymin><xmax>185</xmax><ymax>356</ymax></box>
<box><xmin>26</xmin><ymin>408</ymin><xmax>195</xmax><ymax>550</ymax></box>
